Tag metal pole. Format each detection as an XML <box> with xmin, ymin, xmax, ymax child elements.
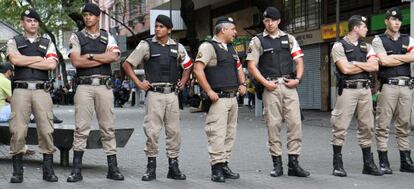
<box><xmin>336</xmin><ymin>0</ymin><xmax>340</xmax><ymax>41</ymax></box>
<box><xmin>411</xmin><ymin>0</ymin><xmax>414</xmax><ymax>36</ymax></box>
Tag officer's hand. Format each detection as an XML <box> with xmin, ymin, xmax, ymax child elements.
<box><xmin>264</xmin><ymin>80</ymin><xmax>278</xmax><ymax>91</ymax></box>
<box><xmin>238</xmin><ymin>85</ymin><xmax>247</xmax><ymax>96</ymax></box>
<box><xmin>284</xmin><ymin>78</ymin><xmax>300</xmax><ymax>88</ymax></box>
<box><xmin>177</xmin><ymin>81</ymin><xmax>185</xmax><ymax>91</ymax></box>
<box><xmin>138</xmin><ymin>80</ymin><xmax>152</xmax><ymax>91</ymax></box>
<box><xmin>207</xmin><ymin>90</ymin><xmax>219</xmax><ymax>103</ymax></box>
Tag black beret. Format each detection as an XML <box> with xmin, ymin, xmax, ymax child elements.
<box><xmin>155</xmin><ymin>14</ymin><xmax>173</xmax><ymax>28</ymax></box>
<box><xmin>385</xmin><ymin>7</ymin><xmax>403</xmax><ymax>21</ymax></box>
<box><xmin>263</xmin><ymin>6</ymin><xmax>280</xmax><ymax>20</ymax></box>
<box><xmin>82</xmin><ymin>3</ymin><xmax>101</xmax><ymax>16</ymax></box>
<box><xmin>348</xmin><ymin>15</ymin><xmax>367</xmax><ymax>25</ymax></box>
<box><xmin>215</xmin><ymin>17</ymin><xmax>235</xmax><ymax>26</ymax></box>
<box><xmin>0</xmin><ymin>62</ymin><xmax>14</xmax><ymax>73</ymax></box>
<box><xmin>21</xmin><ymin>9</ymin><xmax>41</xmax><ymax>22</ymax></box>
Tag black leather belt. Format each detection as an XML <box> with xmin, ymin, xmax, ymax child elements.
<box><xmin>343</xmin><ymin>80</ymin><xmax>370</xmax><ymax>89</ymax></box>
<box><xmin>151</xmin><ymin>85</ymin><xmax>176</xmax><ymax>94</ymax></box>
<box><xmin>385</xmin><ymin>78</ymin><xmax>411</xmax><ymax>86</ymax></box>
<box><xmin>216</xmin><ymin>91</ymin><xmax>237</xmax><ymax>98</ymax></box>
<box><xmin>13</xmin><ymin>82</ymin><xmax>47</xmax><ymax>90</ymax></box>
<box><xmin>77</xmin><ymin>77</ymin><xmax>109</xmax><ymax>85</ymax></box>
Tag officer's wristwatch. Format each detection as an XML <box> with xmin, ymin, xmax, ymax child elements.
<box><xmin>240</xmin><ymin>82</ymin><xmax>247</xmax><ymax>87</ymax></box>
<box><xmin>88</xmin><ymin>53</ymin><xmax>94</xmax><ymax>60</ymax></box>
<box><xmin>295</xmin><ymin>77</ymin><xmax>302</xmax><ymax>84</ymax></box>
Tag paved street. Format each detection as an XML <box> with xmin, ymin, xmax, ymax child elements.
<box><xmin>0</xmin><ymin>104</ymin><xmax>413</xmax><ymax>189</ymax></box>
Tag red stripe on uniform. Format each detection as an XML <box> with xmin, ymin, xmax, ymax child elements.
<box><xmin>291</xmin><ymin>50</ymin><xmax>303</xmax><ymax>58</ymax></box>
<box><xmin>183</xmin><ymin>59</ymin><xmax>193</xmax><ymax>69</ymax></box>
<box><xmin>408</xmin><ymin>46</ymin><xmax>414</xmax><ymax>52</ymax></box>
<box><xmin>45</xmin><ymin>53</ymin><xmax>58</xmax><ymax>59</ymax></box>
<box><xmin>236</xmin><ymin>61</ymin><xmax>242</xmax><ymax>69</ymax></box>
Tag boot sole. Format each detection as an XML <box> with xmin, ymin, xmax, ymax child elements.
<box><xmin>142</xmin><ymin>176</ymin><xmax>156</xmax><ymax>181</ymax></box>
<box><xmin>211</xmin><ymin>178</ymin><xmax>225</xmax><ymax>182</ymax></box>
<box><xmin>10</xmin><ymin>178</ymin><xmax>23</xmax><ymax>183</ymax></box>
<box><xmin>400</xmin><ymin>168</ymin><xmax>414</xmax><ymax>173</ymax></box>
<box><xmin>288</xmin><ymin>171</ymin><xmax>310</xmax><ymax>177</ymax></box>
<box><xmin>362</xmin><ymin>170</ymin><xmax>383</xmax><ymax>176</ymax></box>
<box><xmin>67</xmin><ymin>176</ymin><xmax>83</xmax><ymax>182</ymax></box>
<box><xmin>167</xmin><ymin>175</ymin><xmax>186</xmax><ymax>180</ymax></box>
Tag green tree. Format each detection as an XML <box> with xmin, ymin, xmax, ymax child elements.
<box><xmin>0</xmin><ymin>0</ymin><xmax>86</xmax><ymax>86</ymax></box>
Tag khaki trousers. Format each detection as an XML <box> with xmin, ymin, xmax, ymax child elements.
<box><xmin>73</xmin><ymin>85</ymin><xmax>116</xmax><ymax>155</ymax></box>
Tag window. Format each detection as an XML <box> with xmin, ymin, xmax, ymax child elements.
<box><xmin>284</xmin><ymin>0</ymin><xmax>321</xmax><ymax>33</ymax></box>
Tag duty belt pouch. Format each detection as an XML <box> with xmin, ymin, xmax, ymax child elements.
<box><xmin>200</xmin><ymin>91</ymin><xmax>212</xmax><ymax>113</ymax></box>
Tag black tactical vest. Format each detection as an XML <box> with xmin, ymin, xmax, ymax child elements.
<box><xmin>143</xmin><ymin>38</ymin><xmax>179</xmax><ymax>83</ymax></box>
<box><xmin>338</xmin><ymin>39</ymin><xmax>370</xmax><ymax>80</ymax></box>
<box><xmin>257</xmin><ymin>33</ymin><xmax>294</xmax><ymax>78</ymax></box>
<box><xmin>204</xmin><ymin>41</ymin><xmax>239</xmax><ymax>91</ymax></box>
<box><xmin>378</xmin><ymin>34</ymin><xmax>410</xmax><ymax>79</ymax></box>
<box><xmin>13</xmin><ymin>35</ymin><xmax>49</xmax><ymax>81</ymax></box>
<box><xmin>75</xmin><ymin>29</ymin><xmax>111</xmax><ymax>77</ymax></box>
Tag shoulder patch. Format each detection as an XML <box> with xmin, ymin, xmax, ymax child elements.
<box><xmin>196</xmin><ymin>51</ymin><xmax>203</xmax><ymax>59</ymax></box>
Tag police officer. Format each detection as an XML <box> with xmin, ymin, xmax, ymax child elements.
<box><xmin>67</xmin><ymin>3</ymin><xmax>124</xmax><ymax>182</ymax></box>
<box><xmin>123</xmin><ymin>14</ymin><xmax>191</xmax><ymax>181</ymax></box>
<box><xmin>194</xmin><ymin>17</ymin><xmax>246</xmax><ymax>182</ymax></box>
<box><xmin>6</xmin><ymin>9</ymin><xmax>58</xmax><ymax>183</ymax></box>
<box><xmin>246</xmin><ymin>6</ymin><xmax>310</xmax><ymax>178</ymax></box>
<box><xmin>373</xmin><ymin>7</ymin><xmax>414</xmax><ymax>174</ymax></box>
<box><xmin>330</xmin><ymin>15</ymin><xmax>383</xmax><ymax>177</ymax></box>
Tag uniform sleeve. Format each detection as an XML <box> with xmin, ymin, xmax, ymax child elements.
<box><xmin>125</xmin><ymin>40</ymin><xmax>150</xmax><ymax>68</ymax></box>
<box><xmin>45</xmin><ymin>42</ymin><xmax>58</xmax><ymax>61</ymax></box>
<box><xmin>5</xmin><ymin>39</ymin><xmax>19</xmax><ymax>58</ymax></box>
<box><xmin>178</xmin><ymin>44</ymin><xmax>193</xmax><ymax>70</ymax></box>
<box><xmin>408</xmin><ymin>36</ymin><xmax>414</xmax><ymax>53</ymax></box>
<box><xmin>371</xmin><ymin>36</ymin><xmax>387</xmax><ymax>55</ymax></box>
<box><xmin>245</xmin><ymin>37</ymin><xmax>262</xmax><ymax>65</ymax></box>
<box><xmin>231</xmin><ymin>46</ymin><xmax>242</xmax><ymax>70</ymax></box>
<box><xmin>68</xmin><ymin>33</ymin><xmax>81</xmax><ymax>56</ymax></box>
<box><xmin>331</xmin><ymin>42</ymin><xmax>347</xmax><ymax>64</ymax></box>
<box><xmin>288</xmin><ymin>34</ymin><xmax>304</xmax><ymax>60</ymax></box>
<box><xmin>195</xmin><ymin>42</ymin><xmax>215</xmax><ymax>66</ymax></box>
<box><xmin>107</xmin><ymin>33</ymin><xmax>121</xmax><ymax>54</ymax></box>
<box><xmin>366</xmin><ymin>43</ymin><xmax>378</xmax><ymax>60</ymax></box>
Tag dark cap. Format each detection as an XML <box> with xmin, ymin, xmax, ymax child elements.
<box><xmin>348</xmin><ymin>15</ymin><xmax>367</xmax><ymax>24</ymax></box>
<box><xmin>21</xmin><ymin>9</ymin><xmax>41</xmax><ymax>22</ymax></box>
<box><xmin>385</xmin><ymin>7</ymin><xmax>403</xmax><ymax>21</ymax></box>
<box><xmin>155</xmin><ymin>14</ymin><xmax>173</xmax><ymax>28</ymax></box>
<box><xmin>263</xmin><ymin>6</ymin><xmax>280</xmax><ymax>20</ymax></box>
<box><xmin>215</xmin><ymin>17</ymin><xmax>235</xmax><ymax>26</ymax></box>
<box><xmin>82</xmin><ymin>3</ymin><xmax>101</xmax><ymax>16</ymax></box>
<box><xmin>0</xmin><ymin>62</ymin><xmax>14</xmax><ymax>73</ymax></box>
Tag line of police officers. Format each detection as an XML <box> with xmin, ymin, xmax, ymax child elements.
<box><xmin>5</xmin><ymin>3</ymin><xmax>414</xmax><ymax>184</ymax></box>
<box><xmin>331</xmin><ymin>7</ymin><xmax>414</xmax><ymax>177</ymax></box>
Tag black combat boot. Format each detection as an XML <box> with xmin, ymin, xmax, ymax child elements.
<box><xmin>378</xmin><ymin>151</ymin><xmax>392</xmax><ymax>174</ymax></box>
<box><xmin>332</xmin><ymin>145</ymin><xmax>347</xmax><ymax>177</ymax></box>
<box><xmin>400</xmin><ymin>150</ymin><xmax>414</xmax><ymax>173</ymax></box>
<box><xmin>10</xmin><ymin>153</ymin><xmax>24</xmax><ymax>183</ymax></box>
<box><xmin>222</xmin><ymin>162</ymin><xmax>240</xmax><ymax>179</ymax></box>
<box><xmin>361</xmin><ymin>147</ymin><xmax>383</xmax><ymax>176</ymax></box>
<box><xmin>107</xmin><ymin>155</ymin><xmax>124</xmax><ymax>180</ymax></box>
<box><xmin>270</xmin><ymin>156</ymin><xmax>283</xmax><ymax>177</ymax></box>
<box><xmin>142</xmin><ymin>157</ymin><xmax>156</xmax><ymax>181</ymax></box>
<box><xmin>167</xmin><ymin>158</ymin><xmax>186</xmax><ymax>180</ymax></box>
<box><xmin>211</xmin><ymin>163</ymin><xmax>225</xmax><ymax>182</ymax></box>
<box><xmin>43</xmin><ymin>154</ymin><xmax>58</xmax><ymax>182</ymax></box>
<box><xmin>67</xmin><ymin>151</ymin><xmax>84</xmax><ymax>182</ymax></box>
<box><xmin>287</xmin><ymin>155</ymin><xmax>310</xmax><ymax>177</ymax></box>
